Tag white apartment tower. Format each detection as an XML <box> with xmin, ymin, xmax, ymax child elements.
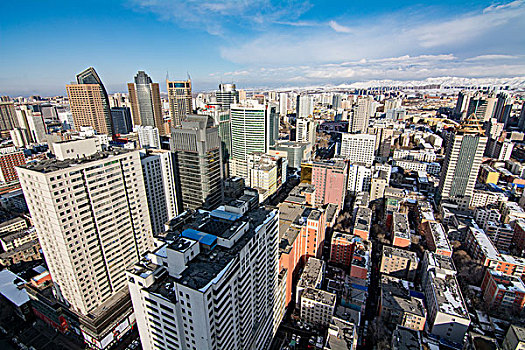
<box><xmin>296</xmin><ymin>95</ymin><xmax>314</xmax><ymax>118</ymax></box>
<box><xmin>16</xmin><ymin>149</ymin><xmax>155</xmax><ymax>316</ymax></box>
<box><xmin>350</xmin><ymin>96</ymin><xmax>373</xmax><ymax>133</ymax></box>
<box><xmin>296</xmin><ymin>118</ymin><xmax>316</xmax><ymax>145</ymax></box>
<box><xmin>340</xmin><ymin>133</ymin><xmax>376</xmax><ymax>166</ymax></box>
<box><xmin>127</xmin><ymin>200</ymin><xmax>282</xmax><ymax>350</ymax></box>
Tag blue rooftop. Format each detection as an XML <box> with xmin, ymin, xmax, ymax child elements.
<box><xmin>210</xmin><ymin>209</ymin><xmax>242</xmax><ymax>222</ymax></box>
<box><xmin>182</xmin><ymin>229</ymin><xmax>217</xmax><ymax>247</ymax></box>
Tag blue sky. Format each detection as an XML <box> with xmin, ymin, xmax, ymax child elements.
<box><xmin>1</xmin><ymin>0</ymin><xmax>524</xmax><ymax>96</ymax></box>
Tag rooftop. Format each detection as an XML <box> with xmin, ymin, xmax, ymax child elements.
<box><xmin>393</xmin><ymin>212</ymin><xmax>410</xmax><ymax>239</ymax></box>
<box><xmin>383</xmin><ymin>245</ymin><xmax>418</xmax><ymax>263</ymax></box>
<box><xmin>392</xmin><ymin>326</ymin><xmax>422</xmax><ymax>350</ymax></box>
<box><xmin>354</xmin><ymin>207</ymin><xmax>372</xmax><ymax>231</ymax></box>
<box><xmin>19</xmin><ymin>148</ymin><xmax>132</xmax><ymax>173</ymax></box>
<box><xmin>510</xmin><ymin>325</ymin><xmax>525</xmax><ymax>342</ymax></box>
<box><xmin>428</xmin><ymin>222</ymin><xmax>452</xmax><ymax>252</ymax></box>
<box><xmin>325</xmin><ymin>317</ymin><xmax>356</xmax><ymax>350</ymax></box>
<box><xmin>0</xmin><ymin>270</ymin><xmax>29</xmax><ymax>307</ymax></box>
<box><xmin>424</xmin><ymin>251</ymin><xmax>456</xmax><ymax>273</ymax></box>
<box><xmin>297</xmin><ymin>258</ymin><xmax>325</xmax><ymax>289</ymax></box>
<box><xmin>302</xmin><ymin>287</ymin><xmax>336</xmax><ymax>306</ymax></box>
<box><xmin>429</xmin><ymin>273</ymin><xmax>469</xmax><ymax>319</ymax></box>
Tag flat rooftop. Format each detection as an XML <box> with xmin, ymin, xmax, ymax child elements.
<box><xmin>19</xmin><ymin>148</ymin><xmax>132</xmax><ymax>173</ymax></box>
<box><xmin>428</xmin><ymin>222</ymin><xmax>452</xmax><ymax>252</ymax></box>
<box><xmin>392</xmin><ymin>326</ymin><xmax>422</xmax><ymax>350</ymax></box>
<box><xmin>430</xmin><ymin>274</ymin><xmax>469</xmax><ymax>319</ymax></box>
<box><xmin>297</xmin><ymin>258</ymin><xmax>324</xmax><ymax>289</ymax></box>
<box><xmin>424</xmin><ymin>251</ymin><xmax>456</xmax><ymax>272</ymax></box>
<box><xmin>302</xmin><ymin>287</ymin><xmax>336</xmax><ymax>306</ymax></box>
<box><xmin>393</xmin><ymin>212</ymin><xmax>410</xmax><ymax>239</ymax></box>
<box><xmin>325</xmin><ymin>317</ymin><xmax>356</xmax><ymax>350</ymax></box>
<box><xmin>354</xmin><ymin>207</ymin><xmax>372</xmax><ymax>231</ymax></box>
<box><xmin>383</xmin><ymin>245</ymin><xmax>418</xmax><ymax>263</ymax></box>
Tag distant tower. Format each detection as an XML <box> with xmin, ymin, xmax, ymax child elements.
<box><xmin>216</xmin><ymin>83</ymin><xmax>239</xmax><ymax>109</ymax></box>
<box><xmin>128</xmin><ymin>71</ymin><xmax>164</xmax><ymax>132</ymax></box>
<box><xmin>350</xmin><ymin>96</ymin><xmax>373</xmax><ymax>133</ymax></box>
<box><xmin>66</xmin><ymin>67</ymin><xmax>113</xmax><ymax>135</ymax></box>
<box><xmin>437</xmin><ymin>115</ymin><xmax>487</xmax><ymax>210</ymax></box>
<box><xmin>296</xmin><ymin>95</ymin><xmax>313</xmax><ymax>118</ymax></box>
<box><xmin>171</xmin><ymin>115</ymin><xmax>223</xmax><ymax>211</ymax></box>
<box><xmin>167</xmin><ymin>79</ymin><xmax>192</xmax><ymax>128</ymax></box>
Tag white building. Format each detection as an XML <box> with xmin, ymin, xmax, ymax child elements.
<box><xmin>127</xmin><ymin>201</ymin><xmax>282</xmax><ymax>350</ymax></box>
<box><xmin>246</xmin><ymin>153</ymin><xmax>287</xmax><ymax>203</ymax></box>
<box><xmin>300</xmin><ymin>288</ymin><xmax>337</xmax><ymax>327</ymax></box>
<box><xmin>52</xmin><ymin>137</ymin><xmax>102</xmax><ymax>160</ymax></box>
<box><xmin>297</xmin><ymin>95</ymin><xmax>314</xmax><ymax>118</ymax></box>
<box><xmin>350</xmin><ymin>96</ymin><xmax>373</xmax><ymax>133</ymax></box>
<box><xmin>340</xmin><ymin>133</ymin><xmax>376</xmax><ymax>166</ymax></box>
<box><xmin>17</xmin><ymin>149</ymin><xmax>155</xmax><ymax>348</ymax></box>
<box><xmin>137</xmin><ymin>125</ymin><xmax>161</xmax><ymax>149</ymax></box>
<box><xmin>141</xmin><ymin>152</ymin><xmax>170</xmax><ymax>235</ymax></box>
<box><xmin>424</xmin><ymin>272</ymin><xmax>470</xmax><ymax>345</ymax></box>
<box><xmin>347</xmin><ymin>163</ymin><xmax>372</xmax><ymax>193</ymax></box>
<box><xmin>296</xmin><ymin>118</ymin><xmax>316</xmax><ymax>145</ymax></box>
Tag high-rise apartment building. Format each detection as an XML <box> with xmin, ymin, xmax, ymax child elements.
<box><xmin>279</xmin><ymin>92</ymin><xmax>288</xmax><ymax>117</ymax></box>
<box><xmin>137</xmin><ymin>125</ymin><xmax>161</xmax><ymax>149</ymax></box>
<box><xmin>311</xmin><ymin>160</ymin><xmax>348</xmax><ymax>208</ymax></box>
<box><xmin>216</xmin><ymin>83</ymin><xmax>238</xmax><ymax>109</ymax></box>
<box><xmin>167</xmin><ymin>79</ymin><xmax>192</xmax><ymax>128</ymax></box>
<box><xmin>340</xmin><ymin>133</ymin><xmax>376</xmax><ymax>166</ymax></box>
<box><xmin>229</xmin><ymin>102</ymin><xmax>277</xmax><ymax>178</ymax></box>
<box><xmin>127</xmin><ymin>200</ymin><xmax>281</xmax><ymax>350</ymax></box>
<box><xmin>296</xmin><ymin>95</ymin><xmax>313</xmax><ymax>118</ymax></box>
<box><xmin>350</xmin><ymin>96</ymin><xmax>373</xmax><ymax>133</ymax></box>
<box><xmin>438</xmin><ymin>115</ymin><xmax>487</xmax><ymax>209</ymax></box>
<box><xmin>16</xmin><ymin>148</ymin><xmax>155</xmax><ymax>347</ymax></box>
<box><xmin>66</xmin><ymin>67</ymin><xmax>113</xmax><ymax>135</ymax></box>
<box><xmin>128</xmin><ymin>71</ymin><xmax>164</xmax><ymax>131</ymax></box>
<box><xmin>296</xmin><ymin>118</ymin><xmax>316</xmax><ymax>145</ymax></box>
<box><xmin>141</xmin><ymin>152</ymin><xmax>170</xmax><ymax>235</ymax></box>
<box><xmin>0</xmin><ymin>102</ymin><xmax>19</xmax><ymax>133</ymax></box>
<box><xmin>171</xmin><ymin>115</ymin><xmax>223</xmax><ymax>211</ymax></box>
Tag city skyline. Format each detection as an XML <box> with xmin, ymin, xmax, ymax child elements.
<box><xmin>1</xmin><ymin>0</ymin><xmax>525</xmax><ymax>96</ymax></box>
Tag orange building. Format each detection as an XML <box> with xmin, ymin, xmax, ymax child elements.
<box><xmin>481</xmin><ymin>269</ymin><xmax>525</xmax><ymax>313</ymax></box>
<box><xmin>278</xmin><ymin>203</ymin><xmax>326</xmax><ymax>306</ymax></box>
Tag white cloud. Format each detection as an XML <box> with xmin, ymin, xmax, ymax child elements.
<box><xmin>465</xmin><ymin>54</ymin><xmax>519</xmax><ymax>61</ymax></box>
<box><xmin>328</xmin><ymin>20</ymin><xmax>352</xmax><ymax>33</ymax></box>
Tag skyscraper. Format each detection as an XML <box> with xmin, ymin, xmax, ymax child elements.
<box><xmin>171</xmin><ymin>115</ymin><xmax>223</xmax><ymax>211</ymax></box>
<box><xmin>167</xmin><ymin>79</ymin><xmax>192</xmax><ymax>128</ymax></box>
<box><xmin>296</xmin><ymin>95</ymin><xmax>313</xmax><ymax>118</ymax></box>
<box><xmin>216</xmin><ymin>83</ymin><xmax>238</xmax><ymax>109</ymax></box>
<box><xmin>110</xmin><ymin>107</ymin><xmax>133</xmax><ymax>134</ymax></box>
<box><xmin>127</xmin><ymin>199</ymin><xmax>281</xmax><ymax>350</ymax></box>
<box><xmin>141</xmin><ymin>151</ymin><xmax>169</xmax><ymax>235</ymax></box>
<box><xmin>350</xmin><ymin>96</ymin><xmax>373</xmax><ymax>133</ymax></box>
<box><xmin>16</xmin><ymin>148</ymin><xmax>155</xmax><ymax>347</ymax></box>
<box><xmin>0</xmin><ymin>102</ymin><xmax>19</xmax><ymax>133</ymax></box>
<box><xmin>128</xmin><ymin>71</ymin><xmax>163</xmax><ymax>131</ymax></box>
<box><xmin>229</xmin><ymin>101</ymin><xmax>275</xmax><ymax>178</ymax></box>
<box><xmin>137</xmin><ymin>125</ymin><xmax>161</xmax><ymax>149</ymax></box>
<box><xmin>66</xmin><ymin>67</ymin><xmax>113</xmax><ymax>135</ymax></box>
<box><xmin>340</xmin><ymin>133</ymin><xmax>376</xmax><ymax>166</ymax></box>
<box><xmin>438</xmin><ymin>115</ymin><xmax>487</xmax><ymax>209</ymax></box>
<box><xmin>296</xmin><ymin>118</ymin><xmax>316</xmax><ymax>145</ymax></box>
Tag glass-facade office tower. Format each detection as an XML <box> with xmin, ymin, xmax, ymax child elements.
<box><xmin>66</xmin><ymin>67</ymin><xmax>113</xmax><ymax>135</ymax></box>
<box><xmin>229</xmin><ymin>102</ymin><xmax>278</xmax><ymax>179</ymax></box>
<box><xmin>110</xmin><ymin>107</ymin><xmax>133</xmax><ymax>134</ymax></box>
<box><xmin>128</xmin><ymin>71</ymin><xmax>163</xmax><ymax>131</ymax></box>
<box><xmin>171</xmin><ymin>115</ymin><xmax>223</xmax><ymax>211</ymax></box>
<box><xmin>216</xmin><ymin>83</ymin><xmax>239</xmax><ymax>109</ymax></box>
<box><xmin>167</xmin><ymin>79</ymin><xmax>192</xmax><ymax>128</ymax></box>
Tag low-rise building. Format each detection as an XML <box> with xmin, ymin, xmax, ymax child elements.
<box><xmin>424</xmin><ymin>271</ymin><xmax>470</xmax><ymax>345</ymax></box>
<box><xmin>350</xmin><ymin>237</ymin><xmax>372</xmax><ymax>280</ymax></box>
<box><xmin>0</xmin><ymin>226</ymin><xmax>38</xmax><ymax>251</ymax></box>
<box><xmin>502</xmin><ymin>324</ymin><xmax>525</xmax><ymax>350</ymax></box>
<box><xmin>481</xmin><ymin>269</ymin><xmax>525</xmax><ymax>313</ymax></box>
<box><xmin>296</xmin><ymin>257</ymin><xmax>325</xmax><ymax>305</ymax></box>
<box><xmin>380</xmin><ymin>245</ymin><xmax>418</xmax><ymax>281</ymax></box>
<box><xmin>0</xmin><ymin>269</ymin><xmax>31</xmax><ymax>321</ymax></box>
<box><xmin>391</xmin><ymin>326</ymin><xmax>423</xmax><ymax>350</ymax></box>
<box><xmin>353</xmin><ymin>207</ymin><xmax>372</xmax><ymax>240</ymax></box>
<box><xmin>0</xmin><ymin>217</ymin><xmax>27</xmax><ymax>234</ymax></box>
<box><xmin>379</xmin><ymin>275</ymin><xmax>426</xmax><ymax>331</ymax></box>
<box><xmin>422</xmin><ymin>221</ymin><xmax>452</xmax><ymax>257</ymax></box>
<box><xmin>300</xmin><ymin>288</ymin><xmax>337</xmax><ymax>327</ymax></box>
<box><xmin>324</xmin><ymin>317</ymin><xmax>357</xmax><ymax>350</ymax></box>
<box><xmin>392</xmin><ymin>212</ymin><xmax>411</xmax><ymax>248</ymax></box>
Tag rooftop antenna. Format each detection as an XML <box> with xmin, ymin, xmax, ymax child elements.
<box><xmin>166</xmin><ymin>70</ymin><xmax>170</xmax><ymax>81</ymax></box>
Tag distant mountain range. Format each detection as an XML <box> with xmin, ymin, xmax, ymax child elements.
<box><xmin>338</xmin><ymin>76</ymin><xmax>525</xmax><ymax>89</ymax></box>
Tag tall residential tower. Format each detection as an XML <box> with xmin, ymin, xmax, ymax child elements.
<box><xmin>167</xmin><ymin>79</ymin><xmax>192</xmax><ymax>128</ymax></box>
